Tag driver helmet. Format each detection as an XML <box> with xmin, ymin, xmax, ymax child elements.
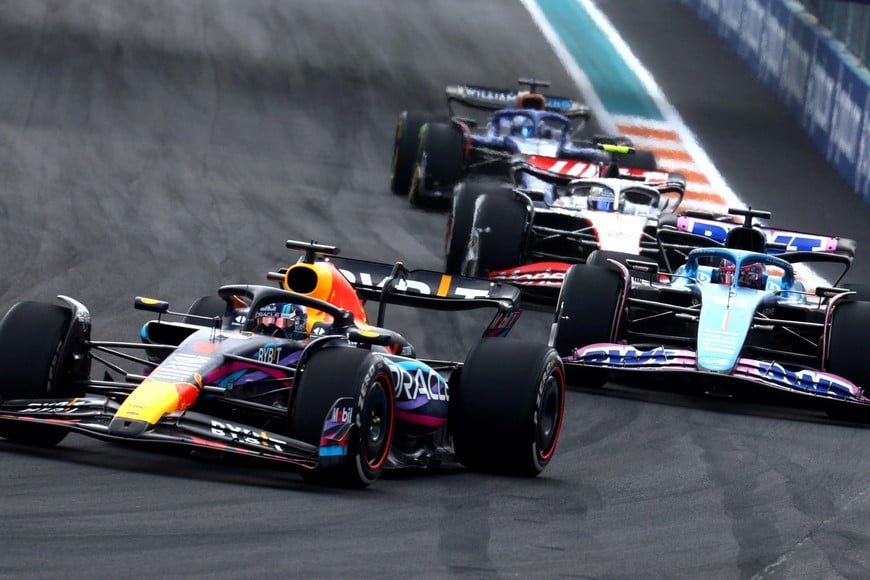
<box><xmin>510</xmin><ymin>115</ymin><xmax>535</xmax><ymax>138</ymax></box>
<box><xmin>587</xmin><ymin>185</ymin><xmax>616</xmax><ymax>212</ymax></box>
<box><xmin>738</xmin><ymin>262</ymin><xmax>766</xmax><ymax>290</ymax></box>
<box><xmin>713</xmin><ymin>263</ymin><xmax>735</xmax><ymax>285</ymax></box>
<box><xmin>254</xmin><ymin>303</ymin><xmax>308</xmax><ymax>339</ymax></box>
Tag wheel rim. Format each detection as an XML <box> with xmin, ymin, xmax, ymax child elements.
<box><xmin>361</xmin><ymin>376</ymin><xmax>392</xmax><ymax>469</ymax></box>
<box><xmin>536</xmin><ymin>370</ymin><xmax>563</xmax><ymax>461</ymax></box>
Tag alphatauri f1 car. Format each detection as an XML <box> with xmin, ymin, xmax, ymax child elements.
<box><xmin>549</xmin><ymin>209</ymin><xmax>868</xmax><ymax>420</ymax></box>
<box><xmin>0</xmin><ymin>242</ymin><xmax>565</xmax><ymax>487</ymax></box>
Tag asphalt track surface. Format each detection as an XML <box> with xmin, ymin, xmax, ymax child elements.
<box><xmin>0</xmin><ymin>1</ymin><xmax>869</xmax><ymax>578</ymax></box>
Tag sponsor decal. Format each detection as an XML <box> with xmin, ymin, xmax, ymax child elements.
<box><xmin>827</xmin><ymin>79</ymin><xmax>862</xmax><ymax>165</ymax></box>
<box><xmin>718</xmin><ymin>0</ymin><xmax>743</xmax><ymax>39</ymax></box>
<box><xmin>754</xmin><ymin>362</ymin><xmax>858</xmax><ymax>398</ymax></box>
<box><xmin>210</xmin><ymin>419</ymin><xmax>288</xmax><ymax>452</ymax></box>
<box><xmin>768</xmin><ymin>232</ymin><xmax>825</xmax><ymax>253</ymax></box>
<box><xmin>758</xmin><ymin>4</ymin><xmax>786</xmax><ymax>83</ymax></box>
<box><xmin>256</xmin><ymin>343</ymin><xmax>284</xmax><ymax>364</ymax></box>
<box><xmin>805</xmin><ymin>58</ymin><xmax>835</xmax><ymax>136</ymax></box>
<box><xmin>23</xmin><ymin>399</ymin><xmax>85</xmax><ymax>414</ymax></box>
<box><xmin>577</xmin><ymin>345</ymin><xmax>677</xmax><ymax>365</ymax></box>
<box><xmin>150</xmin><ymin>353</ymin><xmax>212</xmax><ymax>383</ymax></box>
<box><xmin>684</xmin><ymin>218</ymin><xmax>730</xmax><ymax>242</ymax></box>
<box><xmin>386</xmin><ymin>361</ymin><xmax>449</xmax><ymax>402</ymax></box>
<box><xmin>858</xmin><ymin>99</ymin><xmax>870</xmax><ymax>199</ymax></box>
<box><xmin>328</xmin><ymin>405</ymin><xmax>354</xmax><ymax>424</ymax></box>
<box><xmin>464</xmin><ymin>87</ymin><xmax>516</xmax><ymax>103</ymax></box>
<box><xmin>780</xmin><ymin>35</ymin><xmax>812</xmax><ymax>109</ymax></box>
<box><xmin>737</xmin><ymin>0</ymin><xmax>765</xmax><ymax>60</ymax></box>
<box><xmin>338</xmin><ymin>268</ymin><xmax>490</xmax><ymax>300</ymax></box>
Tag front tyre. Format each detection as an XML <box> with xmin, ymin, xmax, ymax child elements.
<box><xmin>0</xmin><ymin>301</ymin><xmax>75</xmax><ymax>446</ymax></box>
<box><xmin>824</xmin><ymin>299</ymin><xmax>870</xmax><ymax>422</ymax></box>
<box><xmin>452</xmin><ymin>339</ymin><xmax>565</xmax><ymax>476</ymax></box>
<box><xmin>552</xmin><ymin>264</ymin><xmax>625</xmax><ymax>388</ymax></box>
<box><xmin>464</xmin><ymin>193</ymin><xmax>529</xmax><ymax>276</ymax></box>
<box><xmin>289</xmin><ymin>347</ymin><xmax>395</xmax><ymax>487</ymax></box>
<box><xmin>445</xmin><ymin>178</ymin><xmax>513</xmax><ymax>274</ymax></box>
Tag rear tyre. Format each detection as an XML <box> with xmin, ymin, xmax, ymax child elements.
<box><xmin>289</xmin><ymin>347</ymin><xmax>395</xmax><ymax>487</ymax></box>
<box><xmin>452</xmin><ymin>339</ymin><xmax>565</xmax><ymax>476</ymax></box>
<box><xmin>391</xmin><ymin>112</ymin><xmax>448</xmax><ymax>196</ymax></box>
<box><xmin>409</xmin><ymin>121</ymin><xmax>466</xmax><ymax>207</ymax></box>
<box><xmin>464</xmin><ymin>193</ymin><xmax>529</xmax><ymax>276</ymax></box>
<box><xmin>843</xmin><ymin>283</ymin><xmax>870</xmax><ymax>301</ymax></box>
<box><xmin>613</xmin><ymin>149</ymin><xmax>657</xmax><ymax>171</ymax></box>
<box><xmin>183</xmin><ymin>295</ymin><xmax>226</xmax><ymax>325</ymax></box>
<box><xmin>824</xmin><ymin>300</ymin><xmax>870</xmax><ymax>422</ymax></box>
<box><xmin>0</xmin><ymin>302</ymin><xmax>74</xmax><ymax>446</ymax></box>
<box><xmin>445</xmin><ymin>178</ymin><xmax>512</xmax><ymax>274</ymax></box>
<box><xmin>552</xmin><ymin>264</ymin><xmax>625</xmax><ymax>388</ymax></box>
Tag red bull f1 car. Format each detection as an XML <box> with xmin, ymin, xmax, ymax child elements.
<box><xmin>390</xmin><ymin>78</ymin><xmax>661</xmax><ymax>207</ymax></box>
<box><xmin>549</xmin><ymin>208</ymin><xmax>868</xmax><ymax>420</ymax></box>
<box><xmin>0</xmin><ymin>241</ymin><xmax>565</xmax><ymax>487</ymax></box>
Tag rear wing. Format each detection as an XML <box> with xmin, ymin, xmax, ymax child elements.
<box><xmin>656</xmin><ymin>213</ymin><xmax>856</xmax><ymax>282</ymax></box>
<box><xmin>445</xmin><ymin>84</ymin><xmax>591</xmax><ymax>119</ymax></box>
<box><xmin>323</xmin><ymin>256</ymin><xmax>520</xmax><ymax>312</ymax></box>
<box><xmin>325</xmin><ymin>256</ymin><xmax>523</xmax><ymax>339</ymax></box>
<box><xmin>269</xmin><ymin>246</ymin><xmax>524</xmax><ymax>338</ymax></box>
<box><xmin>518</xmin><ymin>154</ymin><xmax>685</xmax><ymax>190</ymax></box>
<box><xmin>661</xmin><ymin>214</ymin><xmax>856</xmax><ymax>257</ymax></box>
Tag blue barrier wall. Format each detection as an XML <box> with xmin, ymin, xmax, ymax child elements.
<box><xmin>682</xmin><ymin>0</ymin><xmax>870</xmax><ymax>204</ymax></box>
<box><xmin>800</xmin><ymin>0</ymin><xmax>870</xmax><ymax>65</ymax></box>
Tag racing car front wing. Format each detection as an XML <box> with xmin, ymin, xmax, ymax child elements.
<box><xmin>0</xmin><ymin>396</ymin><xmax>320</xmax><ymax>468</ymax></box>
<box><xmin>566</xmin><ymin>343</ymin><xmax>864</xmax><ymax>403</ymax></box>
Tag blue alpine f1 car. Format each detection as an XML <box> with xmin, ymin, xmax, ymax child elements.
<box><xmin>549</xmin><ymin>208</ymin><xmax>869</xmax><ymax>420</ymax></box>
<box><xmin>390</xmin><ymin>78</ymin><xmax>658</xmax><ymax>206</ymax></box>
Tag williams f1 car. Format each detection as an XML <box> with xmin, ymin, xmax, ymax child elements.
<box><xmin>549</xmin><ymin>208</ymin><xmax>868</xmax><ymax>420</ymax></box>
<box><xmin>390</xmin><ymin>78</ymin><xmax>661</xmax><ymax>206</ymax></box>
<box><xmin>0</xmin><ymin>241</ymin><xmax>565</xmax><ymax>487</ymax></box>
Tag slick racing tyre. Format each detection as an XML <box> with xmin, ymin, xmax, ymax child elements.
<box><xmin>452</xmin><ymin>339</ymin><xmax>565</xmax><ymax>477</ymax></box>
<box><xmin>463</xmin><ymin>193</ymin><xmax>529</xmax><ymax>277</ymax></box>
<box><xmin>289</xmin><ymin>347</ymin><xmax>395</xmax><ymax>487</ymax></box>
<box><xmin>824</xmin><ymin>299</ymin><xmax>870</xmax><ymax>422</ymax></box>
<box><xmin>445</xmin><ymin>178</ymin><xmax>513</xmax><ymax>274</ymax></box>
<box><xmin>613</xmin><ymin>149</ymin><xmax>657</xmax><ymax>171</ymax></box>
<box><xmin>183</xmin><ymin>295</ymin><xmax>226</xmax><ymax>325</ymax></box>
<box><xmin>391</xmin><ymin>112</ymin><xmax>448</xmax><ymax>196</ymax></box>
<box><xmin>0</xmin><ymin>301</ymin><xmax>74</xmax><ymax>446</ymax></box>
<box><xmin>408</xmin><ymin>121</ymin><xmax>466</xmax><ymax>207</ymax></box>
<box><xmin>552</xmin><ymin>264</ymin><xmax>625</xmax><ymax>388</ymax></box>
<box><xmin>843</xmin><ymin>283</ymin><xmax>870</xmax><ymax>301</ymax></box>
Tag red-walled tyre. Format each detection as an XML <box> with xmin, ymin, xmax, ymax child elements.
<box><xmin>289</xmin><ymin>347</ymin><xmax>395</xmax><ymax>487</ymax></box>
<box><xmin>452</xmin><ymin>339</ymin><xmax>565</xmax><ymax>476</ymax></box>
